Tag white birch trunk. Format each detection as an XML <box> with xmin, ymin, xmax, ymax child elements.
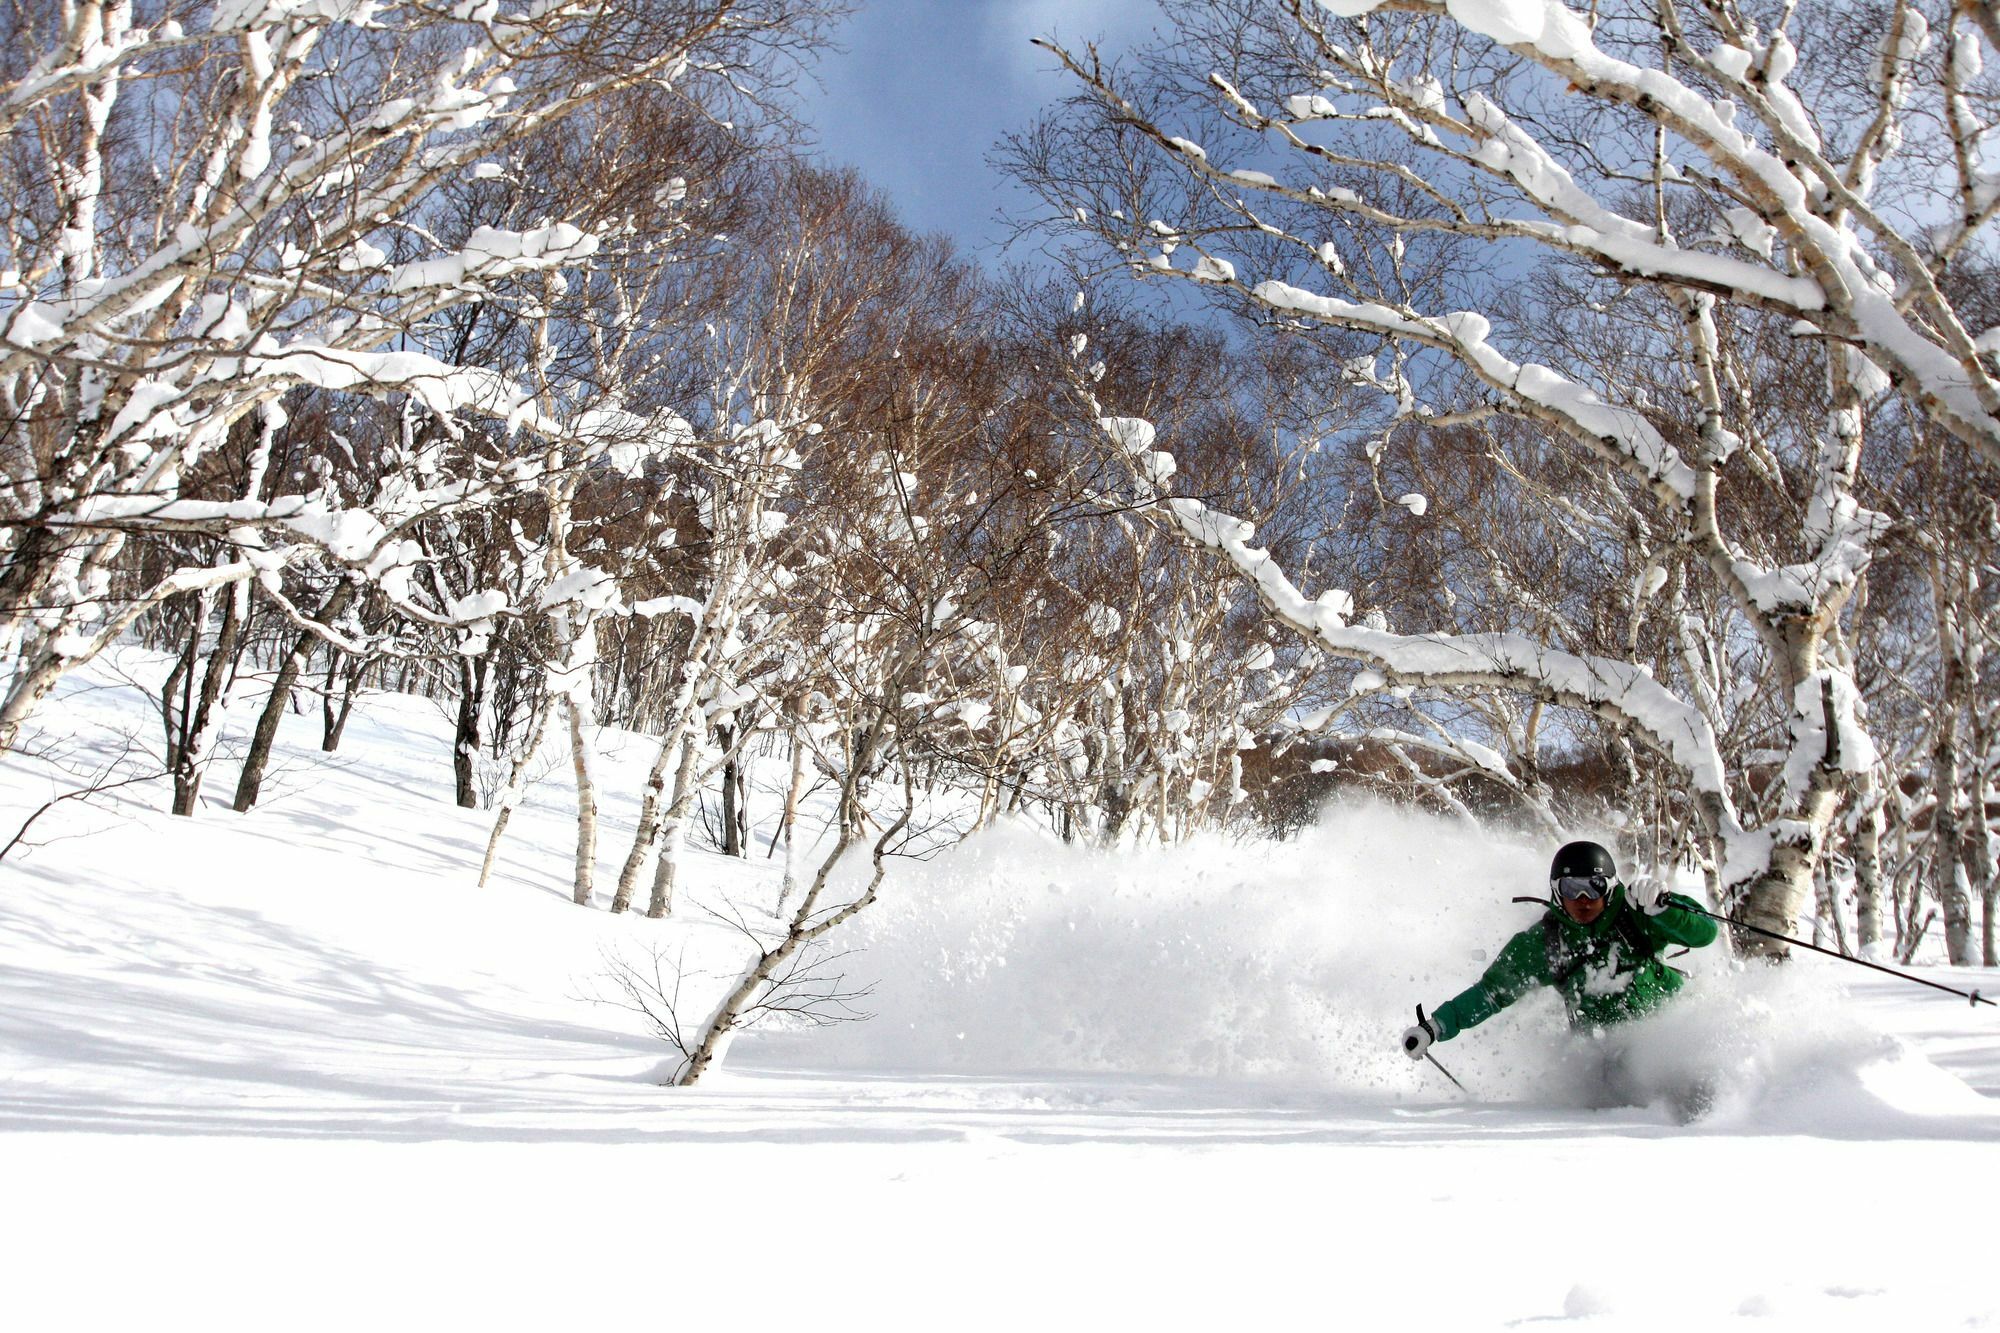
<box><xmin>567</xmin><ymin>697</ymin><xmax>598</xmax><ymax>908</ymax></box>
<box><xmin>645</xmin><ymin>735</ymin><xmax>701</xmax><ymax>919</ymax></box>
<box><xmin>670</xmin><ymin>703</ymin><xmax>910</xmax><ymax>1088</ymax></box>
<box><xmin>775</xmin><ymin>715</ymin><xmax>808</xmax><ymax>916</ymax></box>
<box><xmin>478</xmin><ymin>695</ymin><xmax>557</xmax><ymax>888</ymax></box>
<box><xmin>1852</xmin><ymin>779</ymin><xmax>1886</xmax><ymax>955</ymax></box>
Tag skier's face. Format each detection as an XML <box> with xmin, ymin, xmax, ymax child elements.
<box><xmin>1561</xmin><ymin>893</ymin><xmax>1607</xmax><ymax>924</ymax></box>
<box><xmin>1554</xmin><ymin>872</ymin><xmax>1610</xmax><ymax>924</ymax></box>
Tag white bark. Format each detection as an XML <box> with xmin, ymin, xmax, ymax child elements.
<box><xmin>645</xmin><ymin>736</ymin><xmax>703</xmax><ymax>920</ymax></box>
<box><xmin>477</xmin><ymin>695</ymin><xmax>557</xmax><ymax>889</ymax></box>
<box><xmin>567</xmin><ymin>698</ymin><xmax>599</xmax><ymax>908</ymax></box>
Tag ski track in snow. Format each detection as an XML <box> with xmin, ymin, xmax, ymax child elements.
<box><xmin>2</xmin><ymin>651</ymin><xmax>1997</xmax><ymax>1331</ymax></box>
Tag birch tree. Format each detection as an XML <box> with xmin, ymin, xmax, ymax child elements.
<box><xmin>0</xmin><ymin>0</ymin><xmax>830</xmax><ymax>754</ymax></box>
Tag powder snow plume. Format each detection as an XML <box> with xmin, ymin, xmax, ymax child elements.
<box><xmin>757</xmin><ymin>802</ymin><xmax>1549</xmax><ymax>1087</ymax></box>
<box><xmin>751</xmin><ymin>801</ymin><xmax>1941</xmax><ymax>1124</ymax></box>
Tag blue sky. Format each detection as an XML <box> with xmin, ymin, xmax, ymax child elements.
<box><xmin>795</xmin><ymin>0</ymin><xmax>1161</xmax><ymax>265</ymax></box>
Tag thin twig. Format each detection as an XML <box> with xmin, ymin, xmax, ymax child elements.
<box><xmin>2</xmin><ymin>768</ymin><xmax>164</xmax><ymax>862</ymax></box>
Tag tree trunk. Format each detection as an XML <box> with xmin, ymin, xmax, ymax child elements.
<box><xmin>976</xmin><ymin>764</ymin><xmax>1000</xmax><ymax>830</ymax></box>
<box><xmin>567</xmin><ymin>697</ymin><xmax>598</xmax><ymax>907</ymax></box>
<box><xmin>322</xmin><ymin>653</ymin><xmax>363</xmax><ymax>752</ymax></box>
<box><xmin>775</xmin><ymin>716</ymin><xmax>808</xmax><ymax>914</ymax></box>
<box><xmin>1852</xmin><ymin>783</ymin><xmax>1885</xmax><ymax>955</ymax></box>
<box><xmin>172</xmin><ymin>588</ymin><xmax>244</xmax><ymax>817</ymax></box>
<box><xmin>1968</xmin><ymin>809</ymin><xmax>1996</xmax><ymax>968</ymax></box>
<box><xmin>0</xmin><ymin>645</ymin><xmax>79</xmax><ymax>758</ymax></box>
<box><xmin>1732</xmin><ymin>630</ymin><xmax>1869</xmax><ymax>958</ymax></box>
<box><xmin>1892</xmin><ymin>810</ymin><xmax>1916</xmax><ymax>960</ymax></box>
<box><xmin>477</xmin><ymin>695</ymin><xmax>556</xmax><ymax>889</ymax></box>
<box><xmin>1935</xmin><ymin>714</ymin><xmax>1976</xmax><ymax>965</ymax></box>
<box><xmin>453</xmin><ymin>653</ymin><xmax>489</xmax><ymax>809</ymax></box>
<box><xmin>0</xmin><ymin>527</ymin><xmax>121</xmax><ymax>756</ymax></box>
<box><xmin>611</xmin><ymin>625</ymin><xmax>720</xmax><ymax>909</ymax></box>
<box><xmin>1931</xmin><ymin>574</ymin><xmax>1979</xmax><ymax>963</ymax></box>
<box><xmin>1963</xmin><ymin>723</ymin><xmax>1995</xmax><ymax>966</ymax></box>
<box><xmin>1698</xmin><ymin>835</ymin><xmax>1723</xmax><ymax>914</ymax></box>
<box><xmin>733</xmin><ymin>740</ymin><xmax>750</xmax><ymax>855</ymax></box>
<box><xmin>0</xmin><ymin>525</ymin><xmax>71</xmax><ymax>665</ymax></box>
<box><xmin>603</xmin><ymin>624</ymin><xmax>629</xmax><ymax>727</ymax></box>
<box><xmin>671</xmin><ymin>701</ymin><xmax>908</xmax><ymax>1088</ymax></box>
<box><xmin>1977</xmin><ymin>852</ymin><xmax>1996</xmax><ymax>969</ymax></box>
<box><xmin>644</xmin><ymin>736</ymin><xmax>701</xmax><ymax>919</ymax></box>
<box><xmin>719</xmin><ymin>716</ymin><xmax>742</xmax><ymax>857</ymax></box>
<box><xmin>160</xmin><ymin>604</ymin><xmax>199</xmax><ymax>777</ymax></box>
<box><xmin>1813</xmin><ymin>857</ymin><xmax>1849</xmax><ymax>957</ymax></box>
<box><xmin>235</xmin><ymin>584</ymin><xmax>354</xmax><ymax>812</ymax></box>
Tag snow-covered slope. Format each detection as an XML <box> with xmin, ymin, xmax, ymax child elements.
<box><xmin>3</xmin><ymin>655</ymin><xmax>1997</xmax><ymax>1330</ymax></box>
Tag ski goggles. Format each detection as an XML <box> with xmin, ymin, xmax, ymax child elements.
<box><xmin>1553</xmin><ymin>873</ymin><xmax>1610</xmax><ymax>902</ymax></box>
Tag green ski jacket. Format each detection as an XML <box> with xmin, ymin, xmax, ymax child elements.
<box><xmin>1428</xmin><ymin>886</ymin><xmax>1719</xmax><ymax>1042</ymax></box>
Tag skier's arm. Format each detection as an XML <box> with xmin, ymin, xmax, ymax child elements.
<box><xmin>1639</xmin><ymin>892</ymin><xmax>1720</xmax><ymax>949</ymax></box>
<box><xmin>1429</xmin><ymin>927</ymin><xmax>1550</xmax><ymax>1042</ymax></box>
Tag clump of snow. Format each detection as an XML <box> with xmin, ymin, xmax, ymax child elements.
<box><xmin>387</xmin><ymin>222</ymin><xmax>599</xmax><ymax>294</ymax></box>
<box><xmin>1225</xmin><ymin>169</ymin><xmax>1276</xmax><ymax>189</ymax></box>
<box><xmin>1099</xmin><ymin>416</ymin><xmax>1156</xmax><ymax>457</ymax></box>
<box><xmin>1191</xmin><ymin>255</ymin><xmax>1236</xmax><ymax>284</ymax></box>
<box><xmin>1445</xmin><ymin>0</ymin><xmax>1543</xmax><ymax>46</ymax></box>
<box><xmin>1725</xmin><ymin>206</ymin><xmax>1778</xmax><ymax>260</ymax></box>
<box><xmin>1083</xmin><ymin>603</ymin><xmax>1123</xmax><ymax>638</ymax></box>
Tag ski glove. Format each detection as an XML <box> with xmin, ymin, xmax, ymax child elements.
<box><xmin>1401</xmin><ymin>1012</ymin><xmax>1438</xmax><ymax>1060</ymax></box>
<box><xmin>1627</xmin><ymin>874</ymin><xmax>1668</xmax><ymax>916</ymax></box>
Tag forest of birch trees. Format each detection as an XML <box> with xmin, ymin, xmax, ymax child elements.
<box><xmin>4</xmin><ymin>0</ymin><xmax>1998</xmax><ymax>979</ymax></box>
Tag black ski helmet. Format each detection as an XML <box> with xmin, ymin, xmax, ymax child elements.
<box><xmin>1550</xmin><ymin>840</ymin><xmax>1617</xmax><ymax>884</ymax></box>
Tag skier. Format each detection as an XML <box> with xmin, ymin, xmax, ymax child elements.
<box><xmin>1399</xmin><ymin>840</ymin><xmax>1720</xmax><ymax>1107</ymax></box>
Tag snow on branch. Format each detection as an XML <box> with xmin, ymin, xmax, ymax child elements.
<box><xmin>1097</xmin><ymin>413</ymin><xmax>1748</xmax><ymax>848</ymax></box>
<box><xmin>1249</xmin><ymin>283</ymin><xmax>1700</xmax><ymax>500</ymax></box>
<box><xmin>1042</xmin><ymin>2</ymin><xmax>2000</xmax><ymax>469</ymax></box>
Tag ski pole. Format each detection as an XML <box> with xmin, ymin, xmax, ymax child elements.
<box><xmin>1415</xmin><ymin>1005</ymin><xmax>1469</xmax><ymax>1095</ymax></box>
<box><xmin>1424</xmin><ymin>1050</ymin><xmax>1468</xmax><ymax>1094</ymax></box>
<box><xmin>1690</xmin><ymin>905</ymin><xmax>1994</xmax><ymax>1008</ymax></box>
<box><xmin>1514</xmin><ymin>893</ymin><xmax>1992</xmax><ymax>1007</ymax></box>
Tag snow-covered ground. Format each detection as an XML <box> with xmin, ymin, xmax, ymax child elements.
<box><xmin>4</xmin><ymin>653</ymin><xmax>1997</xmax><ymax>1330</ymax></box>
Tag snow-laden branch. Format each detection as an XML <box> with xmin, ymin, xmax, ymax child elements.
<box><xmin>1094</xmin><ymin>410</ymin><xmax>1764</xmax><ymax>857</ymax></box>
<box><xmin>1296</xmin><ymin>0</ymin><xmax>2000</xmax><ymax>467</ymax></box>
<box><xmin>1043</xmin><ymin>1</ymin><xmax>2000</xmax><ymax>469</ymax></box>
<box><xmin>0</xmin><ymin>0</ymin><xmax>793</xmax><ymax>754</ymax></box>
<box><xmin>1105</xmin><ymin>418</ymin><xmax>1727</xmax><ymax>789</ymax></box>
<box><xmin>1252</xmin><ymin>282</ymin><xmax>1701</xmax><ymax>499</ymax></box>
